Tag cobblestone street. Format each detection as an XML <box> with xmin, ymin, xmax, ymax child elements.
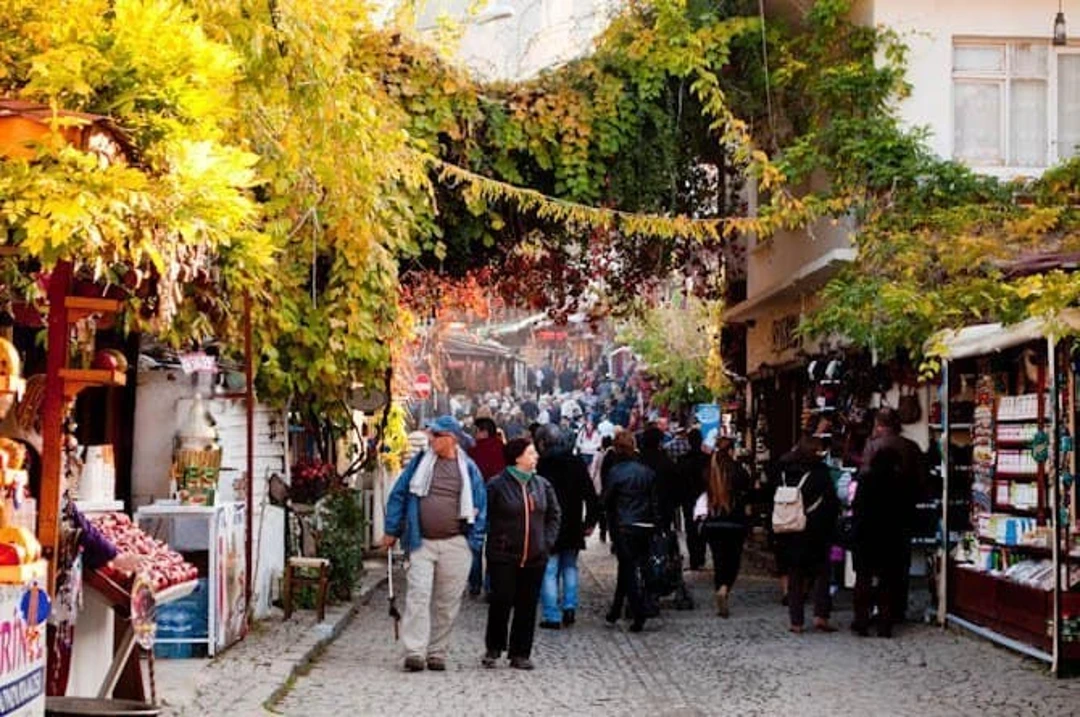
<box><xmin>270</xmin><ymin>539</ymin><xmax>1080</xmax><ymax>716</ymax></box>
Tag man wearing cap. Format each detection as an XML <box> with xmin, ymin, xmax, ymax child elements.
<box><xmin>383</xmin><ymin>415</ymin><xmax>487</xmax><ymax>672</ymax></box>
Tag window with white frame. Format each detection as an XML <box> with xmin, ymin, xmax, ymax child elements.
<box><xmin>953</xmin><ymin>40</ymin><xmax>1080</xmax><ymax>169</ymax></box>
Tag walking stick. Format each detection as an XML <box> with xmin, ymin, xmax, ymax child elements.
<box><xmin>387</xmin><ymin>549</ymin><xmax>401</xmax><ymax>640</ymax></box>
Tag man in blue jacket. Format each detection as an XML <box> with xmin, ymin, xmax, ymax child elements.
<box><xmin>382</xmin><ymin>415</ymin><xmax>487</xmax><ymax>672</ymax></box>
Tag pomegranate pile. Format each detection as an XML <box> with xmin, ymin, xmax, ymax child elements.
<box><xmin>91</xmin><ymin>512</ymin><xmax>199</xmax><ymax>591</ymax></box>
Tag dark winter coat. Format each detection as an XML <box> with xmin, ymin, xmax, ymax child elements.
<box><xmin>852</xmin><ymin>445</ymin><xmax>910</xmax><ymax>570</ymax></box>
<box><xmin>538</xmin><ymin>448</ymin><xmax>599</xmax><ymax>552</ymax></box>
<box><xmin>641</xmin><ymin>447</ymin><xmax>679</xmax><ymax>530</ymax></box>
<box><xmin>485</xmin><ymin>469</ymin><xmax>561</xmax><ymax>567</ymax></box>
<box><xmin>676</xmin><ymin>450</ymin><xmax>710</xmax><ymax>507</ymax></box>
<box><xmin>603</xmin><ymin>457</ymin><xmax>659</xmax><ymax>530</ymax></box>
<box><xmin>774</xmin><ymin>455</ymin><xmax>838</xmax><ymax>570</ymax></box>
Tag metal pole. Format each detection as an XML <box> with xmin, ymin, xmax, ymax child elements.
<box><xmin>938</xmin><ymin>359</ymin><xmax>949</xmax><ymax>627</ymax></box>
<box><xmin>1049</xmin><ymin>336</ymin><xmax>1062</xmax><ymax>675</ymax></box>
<box><xmin>244</xmin><ymin>293</ymin><xmax>254</xmax><ymax>617</ymax></box>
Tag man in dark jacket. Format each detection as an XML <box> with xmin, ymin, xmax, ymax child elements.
<box><xmin>856</xmin><ymin>407</ymin><xmax>924</xmax><ymax>631</ymax></box>
<box><xmin>535</xmin><ymin>425</ymin><xmax>599</xmax><ymax>629</ymax></box>
<box><xmin>640</xmin><ymin>426</ymin><xmax>679</xmax><ymax>531</ymax></box>
<box><xmin>466</xmin><ymin>417</ymin><xmax>507</xmax><ymax>596</ymax></box>
<box><xmin>676</xmin><ymin>429</ymin><xmax>710</xmax><ymax>569</ymax></box>
<box><xmin>603</xmin><ymin>430</ymin><xmax>658</xmax><ymax>632</ymax></box>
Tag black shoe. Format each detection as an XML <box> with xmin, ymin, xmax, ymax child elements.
<box><xmin>426</xmin><ymin>657</ymin><xmax>446</xmax><ymax>671</ymax></box>
<box><xmin>562</xmin><ymin>609</ymin><xmax>575</xmax><ymax>626</ymax></box>
<box><xmin>539</xmin><ymin>621</ymin><xmax>561</xmax><ymax>630</ymax></box>
<box><xmin>510</xmin><ymin>657</ymin><xmax>535</xmax><ymax>670</ymax></box>
<box><xmin>851</xmin><ymin>623</ymin><xmax>870</xmax><ymax>638</ymax></box>
<box><xmin>404</xmin><ymin>655</ymin><xmax>425</xmax><ymax>672</ymax></box>
<box><xmin>628</xmin><ymin>620</ymin><xmax>645</xmax><ymax>633</ymax></box>
<box><xmin>605</xmin><ymin>607</ymin><xmax>620</xmax><ymax>624</ymax></box>
<box><xmin>481</xmin><ymin>651</ymin><xmax>499</xmax><ymax>668</ymax></box>
<box><xmin>877</xmin><ymin>628</ymin><xmax>893</xmax><ymax>639</ymax></box>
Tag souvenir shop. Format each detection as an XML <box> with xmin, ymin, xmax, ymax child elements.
<box><xmin>930</xmin><ymin>316</ymin><xmax>1080</xmax><ymax>675</ymax></box>
<box><xmin>0</xmin><ymin>101</ymin><xmax>258</xmax><ymax>715</ymax></box>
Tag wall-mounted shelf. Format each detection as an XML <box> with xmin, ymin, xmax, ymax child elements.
<box><xmin>64</xmin><ymin>296</ymin><xmax>123</xmax><ymax>323</ymax></box>
<box><xmin>59</xmin><ymin>368</ymin><xmax>126</xmax><ymax>399</ymax></box>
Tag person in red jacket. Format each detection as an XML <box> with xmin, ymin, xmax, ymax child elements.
<box><xmin>469</xmin><ymin>418</ymin><xmax>506</xmax><ymax>481</ymax></box>
<box><xmin>467</xmin><ymin>417</ymin><xmax>506</xmax><ymax>596</ymax></box>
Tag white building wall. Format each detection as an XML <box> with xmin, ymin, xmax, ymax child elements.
<box><xmin>873</xmin><ymin>0</ymin><xmax>1075</xmax><ymax>175</ymax></box>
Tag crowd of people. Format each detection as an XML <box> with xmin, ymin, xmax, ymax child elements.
<box><xmin>382</xmin><ymin>379</ymin><xmax>926</xmax><ymax>671</ymax></box>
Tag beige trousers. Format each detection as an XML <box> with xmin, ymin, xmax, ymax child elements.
<box><xmin>402</xmin><ymin>535</ymin><xmax>472</xmax><ymax>660</ymax></box>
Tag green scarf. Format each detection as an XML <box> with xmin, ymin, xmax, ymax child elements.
<box><xmin>507</xmin><ymin>466</ymin><xmax>534</xmax><ymax>483</ymax></box>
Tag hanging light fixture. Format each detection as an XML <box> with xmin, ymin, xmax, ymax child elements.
<box><xmin>1054</xmin><ymin>0</ymin><xmax>1068</xmax><ymax>46</ymax></box>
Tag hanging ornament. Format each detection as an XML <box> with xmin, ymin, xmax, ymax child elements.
<box><xmin>130</xmin><ymin>573</ymin><xmax>157</xmax><ymax>650</ymax></box>
<box><xmin>1031</xmin><ymin>430</ymin><xmax>1050</xmax><ymax>463</ymax></box>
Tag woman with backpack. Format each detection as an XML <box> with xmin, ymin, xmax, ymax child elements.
<box><xmin>694</xmin><ymin>438</ymin><xmax>750</xmax><ymax>617</ymax></box>
<box><xmin>773</xmin><ymin>433</ymin><xmax>839</xmax><ymax>634</ymax></box>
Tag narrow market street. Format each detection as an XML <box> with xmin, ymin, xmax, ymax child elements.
<box><xmin>270</xmin><ymin>540</ymin><xmax>1080</xmax><ymax>717</ymax></box>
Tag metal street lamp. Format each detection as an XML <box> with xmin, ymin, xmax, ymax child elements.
<box><xmin>1054</xmin><ymin>0</ymin><xmax>1068</xmax><ymax>46</ymax></box>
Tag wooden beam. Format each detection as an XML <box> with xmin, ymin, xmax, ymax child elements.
<box><xmin>40</xmin><ymin>261</ymin><xmax>72</xmax><ymax>592</ymax></box>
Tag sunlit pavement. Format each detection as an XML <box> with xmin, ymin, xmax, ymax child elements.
<box><xmin>275</xmin><ymin>537</ymin><xmax>1080</xmax><ymax>716</ymax></box>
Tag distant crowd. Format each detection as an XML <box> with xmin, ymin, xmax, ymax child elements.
<box><xmin>384</xmin><ymin>361</ymin><xmax>923</xmax><ymax>672</ymax></box>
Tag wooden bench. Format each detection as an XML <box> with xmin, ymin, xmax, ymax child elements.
<box><xmin>283</xmin><ymin>557</ymin><xmax>330</xmax><ymax>622</ymax></box>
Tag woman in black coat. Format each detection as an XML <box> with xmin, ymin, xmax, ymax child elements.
<box><xmin>774</xmin><ymin>434</ymin><xmax>839</xmax><ymax>634</ymax></box>
<box><xmin>483</xmin><ymin>437</ymin><xmax>561</xmax><ymax>670</ymax></box>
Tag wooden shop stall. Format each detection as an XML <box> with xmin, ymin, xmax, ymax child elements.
<box><xmin>0</xmin><ymin>100</ymin><xmax>202</xmax><ymax>712</ymax></box>
<box><xmin>930</xmin><ymin>314</ymin><xmax>1080</xmax><ymax>675</ymax></box>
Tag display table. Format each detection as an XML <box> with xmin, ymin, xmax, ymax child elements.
<box><xmin>66</xmin><ymin>501</ymin><xmax>125</xmax><ymax>698</ymax></box>
<box><xmin>133</xmin><ymin>503</ymin><xmax>246</xmax><ymax>656</ymax></box>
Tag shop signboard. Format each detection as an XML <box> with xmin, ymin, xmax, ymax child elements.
<box><xmin>214</xmin><ymin>504</ymin><xmax>247</xmax><ymax>651</ymax></box>
<box><xmin>694</xmin><ymin>403</ymin><xmax>721</xmax><ymax>449</ymax></box>
<box><xmin>0</xmin><ymin>585</ymin><xmax>44</xmax><ymax>716</ymax></box>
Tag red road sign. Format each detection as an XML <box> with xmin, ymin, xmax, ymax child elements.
<box><xmin>413</xmin><ymin>373</ymin><xmax>432</xmax><ymax>399</ymax></box>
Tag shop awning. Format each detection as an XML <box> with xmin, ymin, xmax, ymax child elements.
<box><xmin>927</xmin><ymin>309</ymin><xmax>1080</xmax><ymax>359</ymax></box>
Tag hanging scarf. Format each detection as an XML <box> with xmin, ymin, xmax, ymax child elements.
<box><xmin>408</xmin><ymin>449</ymin><xmax>476</xmax><ymax>524</ymax></box>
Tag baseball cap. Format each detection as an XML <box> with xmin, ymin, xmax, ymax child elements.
<box><xmin>424</xmin><ymin>415</ymin><xmax>475</xmax><ymax>449</ymax></box>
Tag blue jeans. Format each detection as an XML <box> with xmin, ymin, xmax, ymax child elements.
<box><xmin>541</xmin><ymin>550</ymin><xmax>579</xmax><ymax>622</ymax></box>
<box><xmin>469</xmin><ymin>544</ymin><xmax>486</xmax><ymax>595</ymax></box>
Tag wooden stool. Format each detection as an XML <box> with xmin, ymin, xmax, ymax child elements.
<box><xmin>283</xmin><ymin>557</ymin><xmax>331</xmax><ymax>622</ymax></box>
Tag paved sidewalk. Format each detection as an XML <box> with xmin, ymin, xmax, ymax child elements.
<box><xmin>157</xmin><ymin>557</ymin><xmax>386</xmax><ymax>716</ymax></box>
<box><xmin>272</xmin><ymin>536</ymin><xmax>1080</xmax><ymax>717</ymax></box>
